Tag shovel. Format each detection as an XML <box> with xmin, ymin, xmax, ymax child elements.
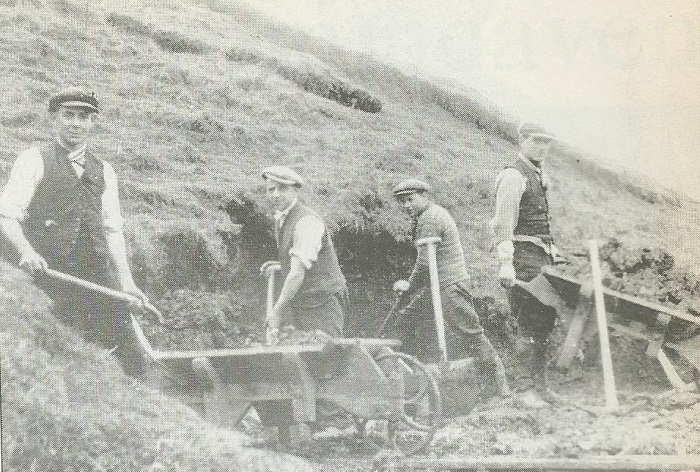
<box><xmin>45</xmin><ymin>268</ymin><xmax>166</xmax><ymax>325</ymax></box>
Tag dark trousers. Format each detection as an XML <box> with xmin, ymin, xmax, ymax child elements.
<box><xmin>286</xmin><ymin>289</ymin><xmax>348</xmax><ymax>337</ymax></box>
<box><xmin>508</xmin><ymin>242</ymin><xmax>557</xmax><ymax>340</ymax></box>
<box><xmin>33</xmin><ymin>245</ymin><xmax>144</xmax><ymax>376</ymax></box>
<box><xmin>397</xmin><ymin>281</ymin><xmax>485</xmax><ymax>363</ymax></box>
<box><xmin>508</xmin><ymin>241</ymin><xmax>557</xmax><ymax>390</ymax></box>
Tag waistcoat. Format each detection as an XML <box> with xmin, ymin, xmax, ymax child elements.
<box><xmin>278</xmin><ymin>202</ymin><xmax>346</xmax><ymax>296</ymax></box>
<box><xmin>508</xmin><ymin>157</ymin><xmax>552</xmax><ymax>242</ymax></box>
<box><xmin>22</xmin><ymin>141</ymin><xmax>108</xmax><ymax>269</ymax></box>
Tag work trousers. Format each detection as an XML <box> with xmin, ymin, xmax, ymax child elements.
<box><xmin>508</xmin><ymin>241</ymin><xmax>557</xmax><ymax>340</ymax></box>
<box><xmin>397</xmin><ymin>281</ymin><xmax>484</xmax><ymax>363</ymax></box>
<box><xmin>33</xmin><ymin>240</ymin><xmax>144</xmax><ymax>376</ymax></box>
<box><xmin>285</xmin><ymin>288</ymin><xmax>348</xmax><ymax>337</ymax></box>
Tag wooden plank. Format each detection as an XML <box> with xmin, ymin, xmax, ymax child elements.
<box><xmin>282</xmin><ymin>353</ymin><xmax>316</xmax><ymax>423</ymax></box>
<box><xmin>656</xmin><ymin>348</ymin><xmax>692</xmax><ymax>391</ymax></box>
<box><xmin>153</xmin><ymin>343</ymin><xmax>325</xmax><ymax>360</ymax></box>
<box><xmin>387</xmin><ymin>454</ymin><xmax>700</xmax><ymax>471</ymax></box>
<box><xmin>556</xmin><ymin>284</ymin><xmax>594</xmax><ymax>370</ymax></box>
<box><xmin>543</xmin><ymin>268</ymin><xmax>700</xmax><ymax>326</ymax></box>
<box><xmin>589</xmin><ymin>239</ymin><xmax>618</xmax><ymax>410</ymax></box>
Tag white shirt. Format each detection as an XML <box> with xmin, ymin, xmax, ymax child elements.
<box><xmin>490</xmin><ymin>154</ymin><xmax>551</xmax><ymax>261</ymax></box>
<box><xmin>0</xmin><ymin>140</ymin><xmax>124</xmax><ymax>232</ymax></box>
<box><xmin>274</xmin><ymin>199</ymin><xmax>325</xmax><ymax>269</ymax></box>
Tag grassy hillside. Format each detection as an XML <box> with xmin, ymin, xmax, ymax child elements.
<box><xmin>1</xmin><ymin>0</ymin><xmax>699</xmax><ymax>469</ymax></box>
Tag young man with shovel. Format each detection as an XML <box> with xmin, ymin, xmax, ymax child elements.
<box><xmin>393</xmin><ymin>178</ymin><xmax>510</xmax><ymax>399</ymax></box>
<box><xmin>260</xmin><ymin>165</ymin><xmax>348</xmax><ymax>340</ymax></box>
<box><xmin>0</xmin><ymin>87</ymin><xmax>148</xmax><ymax>376</ymax></box>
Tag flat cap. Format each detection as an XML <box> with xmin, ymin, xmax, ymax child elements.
<box><xmin>48</xmin><ymin>87</ymin><xmax>99</xmax><ymax>113</ymax></box>
<box><xmin>393</xmin><ymin>178</ymin><xmax>430</xmax><ymax>197</ymax></box>
<box><xmin>262</xmin><ymin>166</ymin><xmax>304</xmax><ymax>187</ymax></box>
<box><xmin>518</xmin><ymin>122</ymin><xmax>554</xmax><ymax>140</ymax></box>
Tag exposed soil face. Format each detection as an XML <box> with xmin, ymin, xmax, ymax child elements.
<box><xmin>135</xmin><ymin>222</ymin><xmax>700</xmax><ymax>471</ymax></box>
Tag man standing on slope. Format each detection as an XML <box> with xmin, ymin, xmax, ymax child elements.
<box><xmin>0</xmin><ymin>87</ymin><xmax>148</xmax><ymax>375</ymax></box>
<box><xmin>491</xmin><ymin>122</ymin><xmax>562</xmax><ymax>408</ymax></box>
<box><xmin>393</xmin><ymin>179</ymin><xmax>509</xmax><ymax>399</ymax></box>
<box><xmin>260</xmin><ymin>166</ymin><xmax>348</xmax><ymax>340</ymax></box>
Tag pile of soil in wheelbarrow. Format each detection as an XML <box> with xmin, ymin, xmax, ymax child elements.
<box><xmin>137</xmin><ymin>289</ymin><xmax>336</xmax><ymax>350</ymax></box>
<box><xmin>560</xmin><ymin>238</ymin><xmax>700</xmax><ymax>341</ymax></box>
<box><xmin>138</xmin><ymin>289</ymin><xmax>261</xmax><ymax>350</ymax></box>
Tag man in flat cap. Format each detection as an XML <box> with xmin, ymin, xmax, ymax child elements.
<box><xmin>393</xmin><ymin>179</ymin><xmax>509</xmax><ymax>399</ymax></box>
<box><xmin>0</xmin><ymin>87</ymin><xmax>148</xmax><ymax>375</ymax></box>
<box><xmin>490</xmin><ymin>122</ymin><xmax>562</xmax><ymax>408</ymax></box>
<box><xmin>260</xmin><ymin>166</ymin><xmax>348</xmax><ymax>340</ymax></box>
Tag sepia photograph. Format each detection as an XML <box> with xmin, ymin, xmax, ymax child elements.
<box><xmin>1</xmin><ymin>0</ymin><xmax>699</xmax><ymax>470</ymax></box>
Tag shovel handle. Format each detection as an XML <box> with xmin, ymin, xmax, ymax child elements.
<box><xmin>45</xmin><ymin>268</ymin><xmax>165</xmax><ymax>325</ymax></box>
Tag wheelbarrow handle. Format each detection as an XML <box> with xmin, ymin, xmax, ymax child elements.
<box><xmin>45</xmin><ymin>268</ymin><xmax>166</xmax><ymax>325</ymax></box>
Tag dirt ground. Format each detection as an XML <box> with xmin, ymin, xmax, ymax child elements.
<box><xmin>135</xmin><ymin>240</ymin><xmax>700</xmax><ymax>471</ymax></box>
<box><xmin>231</xmin><ymin>337</ymin><xmax>700</xmax><ymax>471</ymax></box>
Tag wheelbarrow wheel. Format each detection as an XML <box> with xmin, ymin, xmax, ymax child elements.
<box><xmin>372</xmin><ymin>351</ymin><xmax>443</xmax><ymax>455</ymax></box>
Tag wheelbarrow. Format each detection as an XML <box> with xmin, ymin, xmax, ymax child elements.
<box><xmin>132</xmin><ymin>319</ymin><xmax>443</xmax><ymax>455</ymax></box>
<box><xmin>518</xmin><ymin>267</ymin><xmax>700</xmax><ymax>390</ymax></box>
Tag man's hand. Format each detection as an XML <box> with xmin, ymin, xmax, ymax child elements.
<box><xmin>260</xmin><ymin>260</ymin><xmax>281</xmax><ymax>278</ymax></box>
<box><xmin>121</xmin><ymin>282</ymin><xmax>149</xmax><ymax>308</ymax></box>
<box><xmin>499</xmin><ymin>262</ymin><xmax>516</xmax><ymax>289</ymax></box>
<box><xmin>18</xmin><ymin>249</ymin><xmax>47</xmax><ymax>274</ymax></box>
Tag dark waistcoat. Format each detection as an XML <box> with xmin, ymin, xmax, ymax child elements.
<box><xmin>22</xmin><ymin>141</ymin><xmax>108</xmax><ymax>270</ymax></box>
<box><xmin>508</xmin><ymin>157</ymin><xmax>552</xmax><ymax>242</ymax></box>
<box><xmin>277</xmin><ymin>202</ymin><xmax>346</xmax><ymax>297</ymax></box>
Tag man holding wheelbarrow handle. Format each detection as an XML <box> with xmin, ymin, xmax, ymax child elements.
<box><xmin>392</xmin><ymin>178</ymin><xmax>510</xmax><ymax>399</ymax></box>
<box><xmin>0</xmin><ymin>87</ymin><xmax>148</xmax><ymax>376</ymax></box>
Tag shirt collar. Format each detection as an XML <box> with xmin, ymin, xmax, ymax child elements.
<box><xmin>56</xmin><ymin>137</ymin><xmax>87</xmax><ymax>165</ymax></box>
<box><xmin>518</xmin><ymin>153</ymin><xmax>541</xmax><ymax>173</ymax></box>
<box><xmin>274</xmin><ymin>198</ymin><xmax>298</xmax><ymax>222</ymax></box>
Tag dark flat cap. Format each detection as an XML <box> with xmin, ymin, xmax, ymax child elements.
<box><xmin>262</xmin><ymin>166</ymin><xmax>304</xmax><ymax>187</ymax></box>
<box><xmin>393</xmin><ymin>178</ymin><xmax>430</xmax><ymax>196</ymax></box>
<box><xmin>518</xmin><ymin>122</ymin><xmax>555</xmax><ymax>140</ymax></box>
<box><xmin>49</xmin><ymin>87</ymin><xmax>99</xmax><ymax>113</ymax></box>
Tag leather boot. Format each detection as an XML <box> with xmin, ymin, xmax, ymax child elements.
<box><xmin>532</xmin><ymin>339</ymin><xmax>563</xmax><ymax>406</ymax></box>
<box><xmin>469</xmin><ymin>333</ymin><xmax>511</xmax><ymax>399</ymax></box>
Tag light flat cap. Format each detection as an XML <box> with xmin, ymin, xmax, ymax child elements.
<box><xmin>49</xmin><ymin>87</ymin><xmax>99</xmax><ymax>113</ymax></box>
<box><xmin>518</xmin><ymin>122</ymin><xmax>555</xmax><ymax>140</ymax></box>
<box><xmin>262</xmin><ymin>166</ymin><xmax>304</xmax><ymax>187</ymax></box>
<box><xmin>393</xmin><ymin>178</ymin><xmax>430</xmax><ymax>197</ymax></box>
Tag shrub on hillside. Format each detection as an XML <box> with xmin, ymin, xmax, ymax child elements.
<box><xmin>225</xmin><ymin>47</ymin><xmax>260</xmax><ymax>64</ymax></box>
<box><xmin>225</xmin><ymin>49</ymin><xmax>382</xmax><ymax>113</ymax></box>
<box><xmin>105</xmin><ymin>13</ymin><xmax>151</xmax><ymax>36</ymax></box>
<box><xmin>151</xmin><ymin>30</ymin><xmax>206</xmax><ymax>55</ymax></box>
<box><xmin>106</xmin><ymin>13</ymin><xmax>206</xmax><ymax>55</ymax></box>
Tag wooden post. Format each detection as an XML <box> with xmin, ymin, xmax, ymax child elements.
<box><xmin>416</xmin><ymin>237</ymin><xmax>448</xmax><ymax>362</ymax></box>
<box><xmin>589</xmin><ymin>239</ymin><xmax>619</xmax><ymax>409</ymax></box>
<box><xmin>264</xmin><ymin>263</ymin><xmax>281</xmax><ymax>345</ymax></box>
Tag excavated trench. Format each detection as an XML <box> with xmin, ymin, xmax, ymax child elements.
<box><xmin>139</xmin><ymin>194</ymin><xmax>512</xmax><ymax>354</ymax></box>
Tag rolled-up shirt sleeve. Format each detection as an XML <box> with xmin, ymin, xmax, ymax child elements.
<box><xmin>0</xmin><ymin>147</ymin><xmax>44</xmax><ymax>221</ymax></box>
<box><xmin>289</xmin><ymin>214</ymin><xmax>325</xmax><ymax>269</ymax></box>
<box><xmin>490</xmin><ymin>168</ymin><xmax>526</xmax><ymax>246</ymax></box>
<box><xmin>101</xmin><ymin>161</ymin><xmax>124</xmax><ymax>233</ymax></box>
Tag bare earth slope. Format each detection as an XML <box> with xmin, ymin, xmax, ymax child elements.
<box><xmin>1</xmin><ymin>0</ymin><xmax>699</xmax><ymax>470</ymax></box>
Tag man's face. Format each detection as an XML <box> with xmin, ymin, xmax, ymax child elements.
<box><xmin>266</xmin><ymin>179</ymin><xmax>298</xmax><ymax>212</ymax></box>
<box><xmin>53</xmin><ymin>105</ymin><xmax>96</xmax><ymax>148</ymax></box>
<box><xmin>520</xmin><ymin>135</ymin><xmax>552</xmax><ymax>165</ymax></box>
<box><xmin>397</xmin><ymin>192</ymin><xmax>430</xmax><ymax>218</ymax></box>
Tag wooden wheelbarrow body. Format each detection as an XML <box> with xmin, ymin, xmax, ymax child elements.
<box><xmin>132</xmin><ymin>316</ymin><xmax>443</xmax><ymax>454</ymax></box>
<box><xmin>137</xmin><ymin>336</ymin><xmax>409</xmax><ymax>427</ymax></box>
<box><xmin>515</xmin><ymin>267</ymin><xmax>700</xmax><ymax>389</ymax></box>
